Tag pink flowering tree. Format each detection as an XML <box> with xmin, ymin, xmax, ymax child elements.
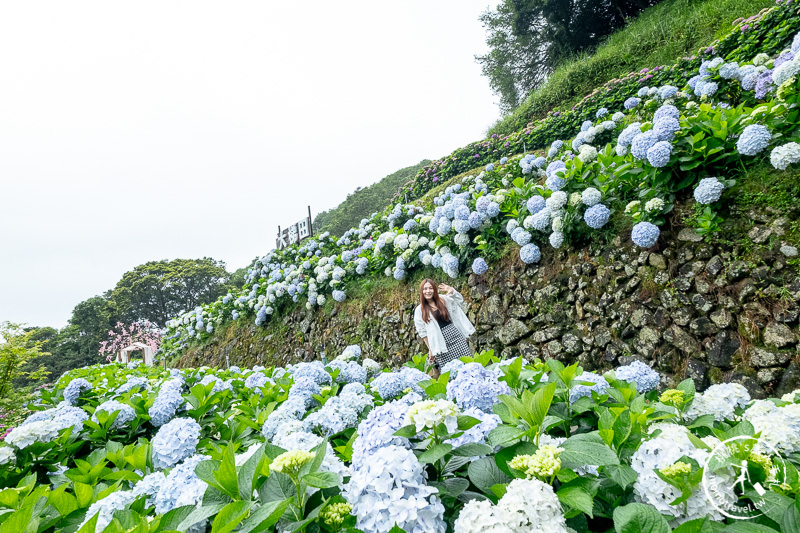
<box><xmin>99</xmin><ymin>321</ymin><xmax>162</xmax><ymax>362</ymax></box>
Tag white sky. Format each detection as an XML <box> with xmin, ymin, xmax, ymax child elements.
<box><xmin>0</xmin><ymin>1</ymin><xmax>500</xmax><ymax>329</ymax></box>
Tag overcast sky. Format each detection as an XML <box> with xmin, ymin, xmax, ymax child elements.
<box><xmin>0</xmin><ymin>1</ymin><xmax>500</xmax><ymax>329</ymax></box>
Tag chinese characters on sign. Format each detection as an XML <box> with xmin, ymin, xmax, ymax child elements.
<box><xmin>277</xmin><ymin>206</ymin><xmax>313</xmax><ymax>249</ymax></box>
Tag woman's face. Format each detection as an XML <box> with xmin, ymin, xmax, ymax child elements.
<box><xmin>422</xmin><ymin>282</ymin><xmax>435</xmax><ymax>301</ymax></box>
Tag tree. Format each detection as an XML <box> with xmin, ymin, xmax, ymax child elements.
<box><xmin>98</xmin><ymin>321</ymin><xmax>161</xmax><ymax>362</ymax></box>
<box><xmin>111</xmin><ymin>258</ymin><xmax>231</xmax><ymax>326</ymax></box>
<box><xmin>0</xmin><ymin>323</ymin><xmax>49</xmax><ymax>398</ymax></box>
<box><xmin>476</xmin><ymin>0</ymin><xmax>662</xmax><ymax>112</ymax></box>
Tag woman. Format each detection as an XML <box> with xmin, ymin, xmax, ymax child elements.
<box><xmin>413</xmin><ymin>279</ymin><xmax>476</xmax><ymax>375</ymax></box>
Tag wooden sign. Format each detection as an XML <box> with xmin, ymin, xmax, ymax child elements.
<box><xmin>277</xmin><ymin>206</ymin><xmax>313</xmax><ymax>249</ymax></box>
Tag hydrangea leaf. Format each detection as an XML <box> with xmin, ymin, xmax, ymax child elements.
<box><xmin>560</xmin><ymin>433</ymin><xmax>619</xmax><ymax>469</ymax></box>
<box><xmin>605</xmin><ymin>464</ymin><xmax>638</xmax><ymax>490</ymax></box>
<box><xmin>238</xmin><ymin>444</ymin><xmax>265</xmax><ymax>501</ymax></box>
<box><xmin>175</xmin><ymin>503</ymin><xmax>227</xmax><ymax>533</ymax></box>
<box><xmin>670</xmin><ymin>517</ymin><xmax>725</xmax><ymax>533</ymax></box>
<box><xmin>418</xmin><ymin>443</ymin><xmax>452</xmax><ymax>465</ymax></box>
<box><xmin>557</xmin><ymin>484</ymin><xmax>594</xmax><ymax>518</ymax></box>
<box><xmin>209</xmin><ymin>501</ymin><xmax>253</xmax><ymax>533</ymax></box>
<box><xmin>451</xmin><ymin>443</ymin><xmax>493</xmax><ymax>457</ymax></box>
<box><xmin>237</xmin><ymin>499</ymin><xmax>290</xmax><ymax>533</ymax></box>
<box><xmin>302</xmin><ymin>471</ymin><xmax>340</xmax><ymax>489</ymax></box>
<box><xmin>258</xmin><ymin>471</ymin><xmax>296</xmax><ymax>503</ymax></box>
<box><xmin>612</xmin><ymin>502</ymin><xmax>670</xmax><ymax>533</ymax></box>
<box><xmin>468</xmin><ymin>456</ymin><xmax>511</xmax><ymax>495</ymax></box>
<box><xmin>487</xmin><ymin>425</ymin><xmax>525</xmax><ymax>448</ymax></box>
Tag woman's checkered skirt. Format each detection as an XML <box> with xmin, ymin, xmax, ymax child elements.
<box><xmin>435</xmin><ymin>323</ymin><xmax>472</xmax><ymax>366</ymax></box>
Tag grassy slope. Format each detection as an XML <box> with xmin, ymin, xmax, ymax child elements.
<box><xmin>488</xmin><ymin>0</ymin><xmax>775</xmax><ymax>136</ymax></box>
<box><xmin>312</xmin><ymin>160</ymin><xmax>431</xmax><ymax>237</ymax></box>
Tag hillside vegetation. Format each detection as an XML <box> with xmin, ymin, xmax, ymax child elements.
<box><xmin>487</xmin><ymin>0</ymin><xmax>776</xmax><ymax>136</ymax></box>
<box><xmin>312</xmin><ymin>160</ymin><xmax>430</xmax><ymax>237</ymax></box>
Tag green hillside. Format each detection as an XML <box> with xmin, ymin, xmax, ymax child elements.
<box><xmin>312</xmin><ymin>160</ymin><xmax>431</xmax><ymax>237</ymax></box>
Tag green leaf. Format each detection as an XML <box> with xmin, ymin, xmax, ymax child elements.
<box><xmin>530</xmin><ymin>382</ymin><xmax>557</xmax><ymax>429</ymax></box>
<box><xmin>672</xmin><ymin>518</ymin><xmax>726</xmax><ymax>533</ymax></box>
<box><xmin>210</xmin><ymin>501</ymin><xmax>253</xmax><ymax>533</ymax></box>
<box><xmin>176</xmin><ymin>503</ymin><xmax>227</xmax><ymax>532</ymax></box>
<box><xmin>213</xmin><ymin>447</ymin><xmax>239</xmax><ymax>500</ymax></box>
<box><xmin>258</xmin><ymin>472</ymin><xmax>296</xmax><ymax>503</ymax></box>
<box><xmin>302</xmin><ymin>471</ymin><xmax>341</xmax><ymax>489</ymax></box>
<box><xmin>487</xmin><ymin>425</ymin><xmax>524</xmax><ymax>447</ymax></box>
<box><xmin>605</xmin><ymin>464</ymin><xmax>638</xmax><ymax>489</ymax></box>
<box><xmin>74</xmin><ymin>482</ymin><xmax>93</xmax><ymax>508</ymax></box>
<box><xmin>612</xmin><ymin>503</ymin><xmax>670</xmax><ymax>533</ymax></box>
<box><xmin>782</xmin><ymin>504</ymin><xmax>800</xmax><ymax>533</ymax></box>
<box><xmin>156</xmin><ymin>505</ymin><xmax>196</xmax><ymax>531</ymax></box>
<box><xmin>238</xmin><ymin>444</ymin><xmax>265</xmax><ymax>501</ymax></box>
<box><xmin>237</xmin><ymin>499</ymin><xmax>290</xmax><ymax>533</ymax></box>
<box><xmin>723</xmin><ymin>524</ymin><xmax>780</xmax><ymax>533</ymax></box>
<box><xmin>451</xmin><ymin>443</ymin><xmax>493</xmax><ymax>457</ymax></box>
<box><xmin>418</xmin><ymin>443</ymin><xmax>452</xmax><ymax>464</ymax></box>
<box><xmin>468</xmin><ymin>457</ymin><xmax>511</xmax><ymax>494</ymax></box>
<box><xmin>431</xmin><ymin>477</ymin><xmax>469</xmax><ymax>499</ymax></box>
<box><xmin>394</xmin><ymin>425</ymin><xmax>417</xmax><ymax>438</ymax></box>
<box><xmin>557</xmin><ymin>485</ymin><xmax>594</xmax><ymax>518</ymax></box>
<box><xmin>755</xmin><ymin>490</ymin><xmax>793</xmax><ymax>524</ymax></box>
<box><xmin>560</xmin><ymin>433</ymin><xmax>619</xmax><ymax>469</ymax></box>
<box><xmin>457</xmin><ymin>415</ymin><xmax>482</xmax><ymax>431</ymax></box>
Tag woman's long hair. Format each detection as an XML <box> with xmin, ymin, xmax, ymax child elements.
<box><xmin>419</xmin><ymin>279</ymin><xmax>450</xmax><ymax>323</ymax></box>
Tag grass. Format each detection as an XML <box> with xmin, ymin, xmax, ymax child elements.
<box><xmin>488</xmin><ymin>0</ymin><xmax>775</xmax><ymax>136</ymax></box>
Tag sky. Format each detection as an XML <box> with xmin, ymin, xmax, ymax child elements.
<box><xmin>0</xmin><ymin>1</ymin><xmax>501</xmax><ymax>329</ymax></box>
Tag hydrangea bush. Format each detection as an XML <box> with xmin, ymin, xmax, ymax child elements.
<box><xmin>2</xmin><ymin>347</ymin><xmax>800</xmax><ymax>532</ymax></box>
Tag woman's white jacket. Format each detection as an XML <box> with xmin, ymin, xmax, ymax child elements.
<box><xmin>414</xmin><ymin>289</ymin><xmax>476</xmax><ymax>355</ymax></box>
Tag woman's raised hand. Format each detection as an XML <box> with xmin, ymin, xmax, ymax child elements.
<box><xmin>438</xmin><ymin>283</ymin><xmax>454</xmax><ymax>295</ymax></box>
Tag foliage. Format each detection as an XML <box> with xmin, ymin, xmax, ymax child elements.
<box><xmin>312</xmin><ymin>160</ymin><xmax>431</xmax><ymax>238</ymax></box>
<box><xmin>395</xmin><ymin>0</ymin><xmax>796</xmax><ymax>204</ymax></box>
<box><xmin>111</xmin><ymin>258</ymin><xmax>232</xmax><ymax>326</ymax></box>
<box><xmin>0</xmin><ymin>323</ymin><xmax>49</xmax><ymax>399</ymax></box>
<box><xmin>2</xmin><ymin>351</ymin><xmax>800</xmax><ymax>531</ymax></box>
<box><xmin>477</xmin><ymin>0</ymin><xmax>662</xmax><ymax>113</ymax></box>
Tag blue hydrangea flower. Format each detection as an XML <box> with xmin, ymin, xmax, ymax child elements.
<box><xmin>631</xmin><ymin>222</ymin><xmax>660</xmax><ymax>248</ymax></box>
<box><xmin>569</xmin><ymin>372</ymin><xmax>610</xmax><ymax>404</ymax></box>
<box><xmin>618</xmin><ymin>123</ymin><xmax>642</xmax><ymax>147</ymax></box>
<box><xmin>646</xmin><ymin>141</ymin><xmax>673</xmax><ymax>168</ymax></box>
<box><xmin>737</xmin><ymin>124</ymin><xmax>771</xmax><ymax>156</ymax></box>
<box><xmin>244</xmin><ymin>372</ymin><xmax>273</xmax><ymax>390</ymax></box>
<box><xmin>63</xmin><ymin>378</ymin><xmax>92</xmax><ymax>404</ymax></box>
<box><xmin>596</xmin><ymin>107</ymin><xmax>608</xmax><ymax>118</ymax></box>
<box><xmin>693</xmin><ymin>177</ymin><xmax>725</xmax><ymax>204</ymax></box>
<box><xmin>403</xmin><ymin>219</ymin><xmax>417</xmax><ymax>232</ymax></box>
<box><xmin>530</xmin><ymin>209</ymin><xmax>551</xmax><ymax>231</ymax></box>
<box><xmin>653</xmin><ymin>117</ymin><xmax>680</xmax><ymax>141</ymax></box>
<box><xmin>624</xmin><ymin>97</ymin><xmax>641</xmax><ymax>110</ymax></box>
<box><xmin>328</xmin><ymin>360</ymin><xmax>367</xmax><ymax>384</ymax></box>
<box><xmin>511</xmin><ymin>227</ymin><xmax>532</xmax><ymax>246</ymax></box>
<box><xmin>584</xmin><ymin>204</ymin><xmax>611</xmax><ymax>229</ymax></box>
<box><xmin>472</xmin><ymin>258</ymin><xmax>489</xmax><ymax>275</ymax></box>
<box><xmin>549</xmin><ymin>231</ymin><xmax>564</xmax><ymax>248</ymax></box>
<box><xmin>115</xmin><ymin>376</ymin><xmax>149</xmax><ymax>396</ymax></box>
<box><xmin>485</xmin><ymin>163</ymin><xmax>494</xmax><ymax>172</ymax></box>
<box><xmin>631</xmin><ymin>131</ymin><xmax>659</xmax><ymax>160</ymax></box>
<box><xmin>446</xmin><ymin>407</ymin><xmax>501</xmax><ymax>449</ymax></box>
<box><xmin>581</xmin><ymin>187</ymin><xmax>601</xmax><ymax>206</ymax></box>
<box><xmin>615</xmin><ymin>361</ymin><xmax>660</xmax><ymax>393</ymax></box>
<box><xmin>527</xmin><ymin>195</ymin><xmax>546</xmax><ymax>214</ymax></box>
<box><xmin>741</xmin><ymin>72</ymin><xmax>758</xmax><ymax>91</ymax></box>
<box><xmin>453</xmin><ymin>219</ymin><xmax>470</xmax><ymax>234</ymax></box>
<box><xmin>658</xmin><ymin>85</ymin><xmax>678</xmax><ymax>99</ymax></box>
<box><xmin>332</xmin><ymin>290</ymin><xmax>346</xmax><ymax>302</ymax></box>
<box><xmin>637</xmin><ymin>87</ymin><xmax>650</xmax><ymax>97</ymax></box>
<box><xmin>546</xmin><ymin>160</ymin><xmax>566</xmax><ymax>180</ymax></box>
<box><xmin>581</xmin><ymin>120</ymin><xmax>592</xmax><ymax>132</ymax></box>
<box><xmin>697</xmin><ymin>81</ymin><xmax>718</xmax><ymax>97</ymax></box>
<box><xmin>545</xmin><ymin>175</ymin><xmax>566</xmax><ymax>191</ymax></box>
<box><xmin>92</xmin><ymin>400</ymin><xmax>136</xmax><ymax>429</ymax></box>
<box><xmin>520</xmin><ymin>243</ymin><xmax>541</xmax><ymax>264</ymax></box>
<box><xmin>371</xmin><ymin>372</ymin><xmax>408</xmax><ymax>401</ymax></box>
<box><xmin>154</xmin><ymin>454</ymin><xmax>209</xmax><ymax>515</ymax></box>
<box><xmin>486</xmin><ymin>202</ymin><xmax>500</xmax><ymax>217</ymax></box>
<box><xmin>500</xmin><ymin>156</ymin><xmax>508</xmax><ymax>164</ymax></box>
<box><xmin>442</xmin><ymin>254</ymin><xmax>459</xmax><ymax>278</ymax></box>
<box><xmin>293</xmin><ymin>361</ymin><xmax>333</xmax><ymax>386</ymax></box>
<box><xmin>454</xmin><ymin>205</ymin><xmax>470</xmax><ymax>220</ymax></box>
<box><xmin>151</xmin><ymin>417</ymin><xmax>201</xmax><ymax>469</ymax></box>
